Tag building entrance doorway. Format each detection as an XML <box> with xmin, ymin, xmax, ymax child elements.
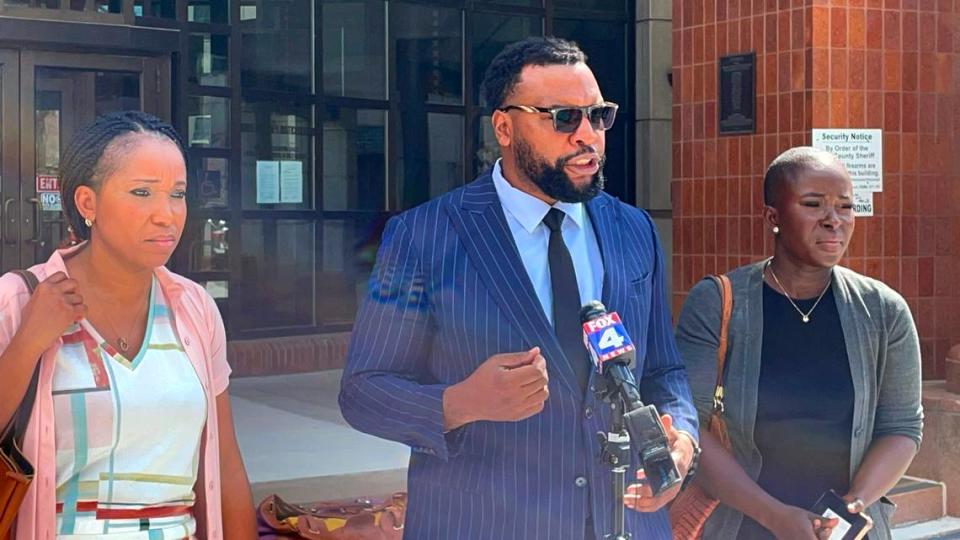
<box><xmin>0</xmin><ymin>50</ymin><xmax>169</xmax><ymax>272</ymax></box>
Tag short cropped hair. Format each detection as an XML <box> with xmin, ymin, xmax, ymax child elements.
<box><xmin>480</xmin><ymin>36</ymin><xmax>587</xmax><ymax>112</ymax></box>
<box><xmin>59</xmin><ymin>111</ymin><xmax>186</xmax><ymax>241</ymax></box>
<box><xmin>763</xmin><ymin>146</ymin><xmax>846</xmax><ymax>206</ymax></box>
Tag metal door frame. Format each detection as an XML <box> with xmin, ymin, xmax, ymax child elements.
<box><xmin>0</xmin><ymin>49</ymin><xmax>19</xmax><ymax>272</ymax></box>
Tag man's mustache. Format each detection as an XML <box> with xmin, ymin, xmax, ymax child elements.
<box><xmin>557</xmin><ymin>146</ymin><xmax>605</xmax><ymax>167</ymax></box>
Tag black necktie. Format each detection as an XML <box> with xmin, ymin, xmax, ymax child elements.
<box><xmin>543</xmin><ymin>208</ymin><xmax>589</xmax><ymax>393</ymax></box>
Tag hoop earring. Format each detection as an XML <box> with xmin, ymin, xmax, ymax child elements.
<box><xmin>84</xmin><ymin>217</ymin><xmax>94</xmax><ymax>228</ymax></box>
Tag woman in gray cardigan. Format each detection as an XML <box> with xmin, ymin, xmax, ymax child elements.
<box><xmin>675</xmin><ymin>147</ymin><xmax>922</xmax><ymax>540</ymax></box>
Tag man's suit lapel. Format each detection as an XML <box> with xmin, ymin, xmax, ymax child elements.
<box><xmin>586</xmin><ymin>194</ymin><xmax>628</xmax><ymax>322</ymax></box>
<box><xmin>445</xmin><ymin>173</ymin><xmax>580</xmax><ymax>395</ymax></box>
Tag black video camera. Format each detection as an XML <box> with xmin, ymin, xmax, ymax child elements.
<box><xmin>623</xmin><ymin>403</ymin><xmax>680</xmax><ymax>496</ymax></box>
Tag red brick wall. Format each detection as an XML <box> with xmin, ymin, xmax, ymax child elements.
<box><xmin>672</xmin><ymin>0</ymin><xmax>960</xmax><ymax>377</ymax></box>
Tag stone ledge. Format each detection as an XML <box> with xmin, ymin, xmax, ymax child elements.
<box><xmin>922</xmin><ymin>381</ymin><xmax>960</xmax><ymax>414</ymax></box>
<box><xmin>947</xmin><ymin>345</ymin><xmax>960</xmax><ymax>394</ymax></box>
<box><xmin>227</xmin><ymin>333</ymin><xmax>352</xmax><ymax>377</ymax></box>
<box><xmin>888</xmin><ymin>477</ymin><xmax>946</xmax><ymax>526</ymax></box>
<box><xmin>909</xmin><ymin>381</ymin><xmax>960</xmax><ymax>516</ymax></box>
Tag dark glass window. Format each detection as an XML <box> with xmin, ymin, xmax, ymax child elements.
<box><xmin>391</xmin><ymin>3</ymin><xmax>463</xmax><ymax>106</ymax></box>
<box><xmin>239</xmin><ymin>0</ymin><xmax>313</xmax><ymax>93</ymax></box>
<box><xmin>189</xmin><ymin>33</ymin><xmax>229</xmax><ymax>87</ymax></box>
<box><xmin>167</xmin><ymin>0</ymin><xmax>634</xmax><ymax>338</ymax></box>
<box><xmin>322</xmin><ymin>0</ymin><xmax>386</xmax><ymax>99</ymax></box>
<box><xmin>554</xmin><ymin>0</ymin><xmax>626</xmax><ymax>11</ymax></box>
<box><xmin>186</xmin><ymin>95</ymin><xmax>230</xmax><ymax>148</ymax></box>
<box><xmin>241</xmin><ymin>101</ymin><xmax>315</xmax><ymax>210</ymax></box>
<box><xmin>149</xmin><ymin>0</ymin><xmax>175</xmax><ymax>17</ymax></box>
<box><xmin>395</xmin><ymin>112</ymin><xmax>464</xmax><ymax>209</ymax></box>
<box><xmin>184</xmin><ymin>218</ymin><xmax>231</xmax><ymax>272</ymax></box>
<box><xmin>474</xmin><ymin>114</ymin><xmax>498</xmax><ymax>176</ymax></box>
<box><xmin>322</xmin><ymin>107</ymin><xmax>387</xmax><ymax>211</ymax></box>
<box><xmin>477</xmin><ymin>0</ymin><xmax>541</xmax><ymax>5</ymax></box>
<box><xmin>237</xmin><ymin>220</ymin><xmax>317</xmax><ymax>331</ymax></box>
<box><xmin>94</xmin><ymin>0</ymin><xmax>122</xmax><ymax>13</ymax></box>
<box><xmin>320</xmin><ymin>216</ymin><xmax>388</xmax><ymax>328</ymax></box>
<box><xmin>191</xmin><ymin>156</ymin><xmax>229</xmax><ymax>209</ymax></box>
<box><xmin>188</xmin><ymin>0</ymin><xmax>229</xmax><ymax>23</ymax></box>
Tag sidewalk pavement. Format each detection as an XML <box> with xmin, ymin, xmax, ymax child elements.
<box><xmin>229</xmin><ymin>370</ymin><xmax>410</xmax><ymax>503</ymax></box>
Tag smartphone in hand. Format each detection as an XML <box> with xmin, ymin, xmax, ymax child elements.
<box><xmin>810</xmin><ymin>490</ymin><xmax>874</xmax><ymax>540</ymax></box>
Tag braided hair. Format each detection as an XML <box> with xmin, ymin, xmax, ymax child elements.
<box><xmin>59</xmin><ymin>110</ymin><xmax>186</xmax><ymax>241</ymax></box>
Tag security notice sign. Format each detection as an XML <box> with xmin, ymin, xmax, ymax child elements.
<box><xmin>812</xmin><ymin>128</ymin><xmax>882</xmax><ymax>217</ymax></box>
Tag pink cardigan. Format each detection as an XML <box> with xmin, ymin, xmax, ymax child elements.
<box><xmin>2</xmin><ymin>245</ymin><xmax>231</xmax><ymax>540</ymax></box>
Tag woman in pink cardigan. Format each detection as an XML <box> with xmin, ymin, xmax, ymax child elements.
<box><xmin>0</xmin><ymin>111</ymin><xmax>256</xmax><ymax>539</ymax></box>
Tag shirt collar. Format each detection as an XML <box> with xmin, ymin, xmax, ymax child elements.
<box><xmin>41</xmin><ymin>241</ymin><xmax>186</xmax><ymax>302</ymax></box>
<box><xmin>491</xmin><ymin>159</ymin><xmax>586</xmax><ymax>234</ymax></box>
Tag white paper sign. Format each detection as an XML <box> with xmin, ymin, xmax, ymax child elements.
<box><xmin>256</xmin><ymin>160</ymin><xmax>280</xmax><ymax>204</ymax></box>
<box><xmin>279</xmin><ymin>160</ymin><xmax>304</xmax><ymax>204</ymax></box>
<box><xmin>853</xmin><ymin>191</ymin><xmax>874</xmax><ymax>217</ymax></box>
<box><xmin>812</xmin><ymin>128</ymin><xmax>882</xmax><ymax>218</ymax></box>
<box><xmin>822</xmin><ymin>508</ymin><xmax>852</xmax><ymax>540</ymax></box>
<box><xmin>812</xmin><ymin>129</ymin><xmax>883</xmax><ymax>192</ymax></box>
<box><xmin>39</xmin><ymin>191</ymin><xmax>61</xmax><ymax>212</ymax></box>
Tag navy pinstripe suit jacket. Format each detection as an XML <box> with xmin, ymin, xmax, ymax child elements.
<box><xmin>339</xmin><ymin>171</ymin><xmax>698</xmax><ymax>540</ymax></box>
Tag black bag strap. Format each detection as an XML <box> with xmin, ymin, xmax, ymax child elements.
<box><xmin>1</xmin><ymin>270</ymin><xmax>42</xmax><ymax>449</ymax></box>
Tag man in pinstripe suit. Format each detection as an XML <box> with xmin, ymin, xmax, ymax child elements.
<box><xmin>340</xmin><ymin>37</ymin><xmax>699</xmax><ymax>540</ymax></box>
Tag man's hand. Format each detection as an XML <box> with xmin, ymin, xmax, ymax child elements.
<box><xmin>442</xmin><ymin>348</ymin><xmax>549</xmax><ymax>431</ymax></box>
<box><xmin>623</xmin><ymin>414</ymin><xmax>695</xmax><ymax>513</ymax></box>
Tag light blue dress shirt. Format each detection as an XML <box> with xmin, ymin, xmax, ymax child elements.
<box><xmin>491</xmin><ymin>160</ymin><xmax>605</xmax><ymax>326</ymax></box>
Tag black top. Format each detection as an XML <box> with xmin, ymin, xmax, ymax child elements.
<box><xmin>737</xmin><ymin>282</ymin><xmax>855</xmax><ymax>540</ymax></box>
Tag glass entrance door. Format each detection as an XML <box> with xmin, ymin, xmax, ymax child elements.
<box><xmin>0</xmin><ymin>50</ymin><xmax>170</xmax><ymax>273</ymax></box>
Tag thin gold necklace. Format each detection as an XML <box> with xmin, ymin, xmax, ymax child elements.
<box><xmin>102</xmin><ymin>310</ymin><xmax>142</xmax><ymax>352</ymax></box>
<box><xmin>92</xmin><ymin>285</ymin><xmax>150</xmax><ymax>353</ymax></box>
<box><xmin>764</xmin><ymin>259</ymin><xmax>832</xmax><ymax>323</ymax></box>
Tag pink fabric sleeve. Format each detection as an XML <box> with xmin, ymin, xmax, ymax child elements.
<box><xmin>0</xmin><ymin>273</ymin><xmax>32</xmax><ymax>357</ymax></box>
<box><xmin>202</xmin><ymin>290</ymin><xmax>232</xmax><ymax>396</ymax></box>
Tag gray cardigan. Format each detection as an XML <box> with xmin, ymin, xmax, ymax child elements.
<box><xmin>676</xmin><ymin>261</ymin><xmax>923</xmax><ymax>540</ymax></box>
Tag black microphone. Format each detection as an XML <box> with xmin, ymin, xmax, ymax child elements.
<box><xmin>580</xmin><ymin>300</ymin><xmax>681</xmax><ymax>496</ymax></box>
<box><xmin>579</xmin><ymin>300</ymin><xmax>643</xmax><ymax>410</ymax></box>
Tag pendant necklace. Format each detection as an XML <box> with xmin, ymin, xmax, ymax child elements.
<box><xmin>764</xmin><ymin>259</ymin><xmax>832</xmax><ymax>323</ymax></box>
<box><xmin>93</xmin><ymin>286</ymin><xmax>149</xmax><ymax>353</ymax></box>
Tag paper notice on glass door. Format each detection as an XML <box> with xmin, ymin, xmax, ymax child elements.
<box><xmin>256</xmin><ymin>160</ymin><xmax>280</xmax><ymax>204</ymax></box>
<box><xmin>280</xmin><ymin>160</ymin><xmax>303</xmax><ymax>204</ymax></box>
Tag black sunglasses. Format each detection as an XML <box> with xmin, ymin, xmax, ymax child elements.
<box><xmin>498</xmin><ymin>102</ymin><xmax>619</xmax><ymax>133</ymax></box>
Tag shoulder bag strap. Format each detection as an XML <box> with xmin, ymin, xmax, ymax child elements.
<box><xmin>705</xmin><ymin>274</ymin><xmax>733</xmax><ymax>449</ymax></box>
<box><xmin>1</xmin><ymin>270</ymin><xmax>42</xmax><ymax>447</ymax></box>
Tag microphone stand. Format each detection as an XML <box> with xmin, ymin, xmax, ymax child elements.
<box><xmin>593</xmin><ymin>376</ymin><xmax>632</xmax><ymax>540</ymax></box>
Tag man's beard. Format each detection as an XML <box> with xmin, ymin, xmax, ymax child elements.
<box><xmin>513</xmin><ymin>135</ymin><xmax>605</xmax><ymax>203</ymax></box>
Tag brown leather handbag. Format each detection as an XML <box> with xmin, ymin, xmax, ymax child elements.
<box><xmin>669</xmin><ymin>274</ymin><xmax>733</xmax><ymax>540</ymax></box>
<box><xmin>258</xmin><ymin>492</ymin><xmax>406</xmax><ymax>540</ymax></box>
<box><xmin>0</xmin><ymin>270</ymin><xmax>41</xmax><ymax>539</ymax></box>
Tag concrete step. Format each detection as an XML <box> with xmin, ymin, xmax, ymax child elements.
<box><xmin>893</xmin><ymin>517</ymin><xmax>960</xmax><ymax>539</ymax></box>
<box><xmin>890</xmin><ymin>476</ymin><xmax>947</xmax><ymax>527</ymax></box>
